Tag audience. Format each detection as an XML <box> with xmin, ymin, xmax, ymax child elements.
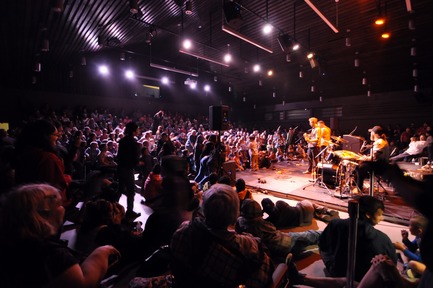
<box><xmin>0</xmin><ymin>183</ymin><xmax>120</xmax><ymax>288</ymax></box>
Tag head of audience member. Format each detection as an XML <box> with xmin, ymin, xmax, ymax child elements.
<box><xmin>235</xmin><ymin>178</ymin><xmax>246</xmax><ymax>193</ymax></box>
<box><xmin>358</xmin><ymin>195</ymin><xmax>385</xmax><ymax>225</ymax></box>
<box><xmin>218</xmin><ymin>176</ymin><xmax>231</xmax><ymax>186</ymax></box>
<box><xmin>261</xmin><ymin>198</ymin><xmax>276</xmax><ymax>215</ymax></box>
<box><xmin>161</xmin><ymin>175</ymin><xmax>197</xmax><ymax>211</ymax></box>
<box><xmin>409</xmin><ymin>214</ymin><xmax>428</xmax><ymax>237</ymax></box>
<box><xmin>124</xmin><ymin>121</ymin><xmax>139</xmax><ymax>136</ymax></box>
<box><xmin>0</xmin><ymin>183</ymin><xmax>64</xmax><ymax>244</ymax></box>
<box><xmin>80</xmin><ymin>199</ymin><xmax>115</xmax><ymax>232</ymax></box>
<box><xmin>202</xmin><ymin>184</ymin><xmax>240</xmax><ymax>229</ymax></box>
<box><xmin>240</xmin><ymin>199</ymin><xmax>263</xmax><ymax>220</ymax></box>
<box><xmin>207</xmin><ymin>172</ymin><xmax>219</xmax><ymax>186</ymax></box>
<box><xmin>15</xmin><ymin>119</ymin><xmax>58</xmax><ymax>153</ymax></box>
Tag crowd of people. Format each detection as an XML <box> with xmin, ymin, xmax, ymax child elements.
<box><xmin>0</xmin><ymin>104</ymin><xmax>432</xmax><ymax>287</ymax></box>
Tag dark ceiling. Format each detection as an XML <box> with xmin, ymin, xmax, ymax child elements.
<box><xmin>2</xmin><ymin>0</ymin><xmax>433</xmax><ymax>106</ymax></box>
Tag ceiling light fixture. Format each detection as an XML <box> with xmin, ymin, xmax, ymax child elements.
<box><xmin>185</xmin><ymin>1</ymin><xmax>193</xmax><ymax>15</ymax></box>
<box><xmin>345</xmin><ymin>29</ymin><xmax>351</xmax><ymax>47</ymax></box>
<box><xmin>222</xmin><ymin>24</ymin><xmax>273</xmax><ymax>54</ymax></box>
<box><xmin>304</xmin><ymin>0</ymin><xmax>339</xmax><ymax>33</ymax></box>
<box><xmin>129</xmin><ymin>0</ymin><xmax>139</xmax><ymax>14</ymax></box>
<box><xmin>150</xmin><ymin>62</ymin><xmax>199</xmax><ymax>77</ymax></box>
<box><xmin>277</xmin><ymin>34</ymin><xmax>298</xmax><ymax>53</ymax></box>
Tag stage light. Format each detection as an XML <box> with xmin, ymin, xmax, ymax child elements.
<box><xmin>410</xmin><ymin>39</ymin><xmax>416</xmax><ymax>56</ymax></box>
<box><xmin>125</xmin><ymin>70</ymin><xmax>134</xmax><ymax>79</ymax></box>
<box><xmin>161</xmin><ymin>77</ymin><xmax>169</xmax><ymax>84</ymax></box>
<box><xmin>204</xmin><ymin>84</ymin><xmax>211</xmax><ymax>92</ymax></box>
<box><xmin>182</xmin><ymin>39</ymin><xmax>192</xmax><ymax>50</ymax></box>
<box><xmin>345</xmin><ymin>29</ymin><xmax>351</xmax><ymax>47</ymax></box>
<box><xmin>34</xmin><ymin>62</ymin><xmax>41</xmax><ymax>72</ymax></box>
<box><xmin>69</xmin><ymin>70</ymin><xmax>74</xmax><ymax>78</ymax></box>
<box><xmin>99</xmin><ymin>65</ymin><xmax>109</xmax><ymax>75</ymax></box>
<box><xmin>263</xmin><ymin>23</ymin><xmax>273</xmax><ymax>34</ymax></box>
<box><xmin>120</xmin><ymin>52</ymin><xmax>126</xmax><ymax>61</ymax></box>
<box><xmin>299</xmin><ymin>65</ymin><xmax>303</xmax><ymax>78</ymax></box>
<box><xmin>81</xmin><ymin>56</ymin><xmax>87</xmax><ymax>66</ymax></box>
<box><xmin>41</xmin><ymin>39</ymin><xmax>49</xmax><ymax>52</ymax></box>
<box><xmin>253</xmin><ymin>64</ymin><xmax>261</xmax><ymax>73</ymax></box>
<box><xmin>185</xmin><ymin>1</ymin><xmax>192</xmax><ymax>15</ymax></box>
<box><xmin>267</xmin><ymin>70</ymin><xmax>273</xmax><ymax>76</ymax></box>
<box><xmin>286</xmin><ymin>53</ymin><xmax>292</xmax><ymax>63</ymax></box>
<box><xmin>374</xmin><ymin>16</ymin><xmax>385</xmax><ymax>26</ymax></box>
<box><xmin>272</xmin><ymin>91</ymin><xmax>276</xmax><ymax>98</ymax></box>
<box><xmin>381</xmin><ymin>32</ymin><xmax>390</xmax><ymax>39</ymax></box>
<box><xmin>189</xmin><ymin>82</ymin><xmax>197</xmax><ymax>89</ymax></box>
<box><xmin>224</xmin><ymin>53</ymin><xmax>232</xmax><ymax>63</ymax></box>
<box><xmin>129</xmin><ymin>0</ymin><xmax>139</xmax><ymax>14</ymax></box>
<box><xmin>354</xmin><ymin>51</ymin><xmax>360</xmax><ymax>67</ymax></box>
<box><xmin>362</xmin><ymin>71</ymin><xmax>367</xmax><ymax>85</ymax></box>
<box><xmin>277</xmin><ymin>34</ymin><xmax>299</xmax><ymax>53</ymax></box>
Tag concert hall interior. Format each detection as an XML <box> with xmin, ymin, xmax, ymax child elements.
<box><xmin>1</xmin><ymin>0</ymin><xmax>433</xmax><ymax>287</ymax></box>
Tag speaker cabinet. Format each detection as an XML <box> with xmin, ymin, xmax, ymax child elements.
<box><xmin>209</xmin><ymin>105</ymin><xmax>229</xmax><ymax>131</ymax></box>
<box><xmin>222</xmin><ymin>160</ymin><xmax>236</xmax><ymax>186</ymax></box>
<box><xmin>342</xmin><ymin>135</ymin><xmax>364</xmax><ymax>153</ymax></box>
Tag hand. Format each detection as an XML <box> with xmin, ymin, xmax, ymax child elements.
<box><xmin>401</xmin><ymin>229</ymin><xmax>409</xmax><ymax>239</ymax></box>
<box><xmin>394</xmin><ymin>242</ymin><xmax>407</xmax><ymax>251</ymax></box>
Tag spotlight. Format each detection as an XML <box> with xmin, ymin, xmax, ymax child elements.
<box><xmin>185</xmin><ymin>1</ymin><xmax>192</xmax><ymax>15</ymax></box>
<box><xmin>345</xmin><ymin>29</ymin><xmax>351</xmax><ymax>47</ymax></box>
<box><xmin>299</xmin><ymin>65</ymin><xmax>303</xmax><ymax>78</ymax></box>
<box><xmin>129</xmin><ymin>0</ymin><xmax>139</xmax><ymax>14</ymax></box>
<box><xmin>182</xmin><ymin>39</ymin><xmax>192</xmax><ymax>50</ymax></box>
<box><xmin>374</xmin><ymin>16</ymin><xmax>385</xmax><ymax>26</ymax></box>
<box><xmin>214</xmin><ymin>76</ymin><xmax>218</xmax><ymax>82</ymax></box>
<box><xmin>410</xmin><ymin>39</ymin><xmax>416</xmax><ymax>56</ymax></box>
<box><xmin>120</xmin><ymin>52</ymin><xmax>126</xmax><ymax>61</ymax></box>
<box><xmin>224</xmin><ymin>53</ymin><xmax>232</xmax><ymax>63</ymax></box>
<box><xmin>272</xmin><ymin>91</ymin><xmax>276</xmax><ymax>98</ymax></box>
<box><xmin>34</xmin><ymin>62</ymin><xmax>41</xmax><ymax>72</ymax></box>
<box><xmin>354</xmin><ymin>52</ymin><xmax>360</xmax><ymax>67</ymax></box>
<box><xmin>99</xmin><ymin>65</ymin><xmax>109</xmax><ymax>75</ymax></box>
<box><xmin>204</xmin><ymin>84</ymin><xmax>211</xmax><ymax>92</ymax></box>
<box><xmin>253</xmin><ymin>64</ymin><xmax>261</xmax><ymax>73</ymax></box>
<box><xmin>125</xmin><ymin>70</ymin><xmax>134</xmax><ymax>79</ymax></box>
<box><xmin>161</xmin><ymin>77</ymin><xmax>169</xmax><ymax>84</ymax></box>
<box><xmin>381</xmin><ymin>32</ymin><xmax>390</xmax><ymax>39</ymax></box>
<box><xmin>263</xmin><ymin>23</ymin><xmax>273</xmax><ymax>34</ymax></box>
<box><xmin>267</xmin><ymin>70</ymin><xmax>273</xmax><ymax>77</ymax></box>
<box><xmin>223</xmin><ymin>2</ymin><xmax>242</xmax><ymax>29</ymax></box>
<box><xmin>285</xmin><ymin>53</ymin><xmax>292</xmax><ymax>63</ymax></box>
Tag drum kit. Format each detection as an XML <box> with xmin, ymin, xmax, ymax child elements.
<box><xmin>309</xmin><ymin>136</ymin><xmax>363</xmax><ymax>198</ymax></box>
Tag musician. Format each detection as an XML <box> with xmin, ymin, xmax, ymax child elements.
<box><xmin>318</xmin><ymin>120</ymin><xmax>331</xmax><ymax>160</ymax></box>
<box><xmin>356</xmin><ymin>125</ymin><xmax>390</xmax><ymax>192</ymax></box>
<box><xmin>303</xmin><ymin>117</ymin><xmax>321</xmax><ymax>174</ymax></box>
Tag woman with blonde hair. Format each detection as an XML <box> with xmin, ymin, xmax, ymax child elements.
<box><xmin>0</xmin><ymin>183</ymin><xmax>120</xmax><ymax>288</ymax></box>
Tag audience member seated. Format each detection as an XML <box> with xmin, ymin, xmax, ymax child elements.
<box><xmin>170</xmin><ymin>184</ymin><xmax>274</xmax><ymax>288</ymax></box>
<box><xmin>390</xmin><ymin>135</ymin><xmax>427</xmax><ymax>162</ymax></box>
<box><xmin>140</xmin><ymin>163</ymin><xmax>162</xmax><ymax>206</ymax></box>
<box><xmin>235</xmin><ymin>178</ymin><xmax>253</xmax><ymax>207</ymax></box>
<box><xmin>0</xmin><ymin>183</ymin><xmax>120</xmax><ymax>288</ymax></box>
<box><xmin>235</xmin><ymin>199</ymin><xmax>321</xmax><ymax>263</ymax></box>
<box><xmin>394</xmin><ymin>214</ymin><xmax>428</xmax><ymax>278</ymax></box>
<box><xmin>201</xmin><ymin>172</ymin><xmax>218</xmax><ymax>192</ymax></box>
<box><xmin>319</xmin><ymin>195</ymin><xmax>398</xmax><ymax>282</ymax></box>
<box><xmin>261</xmin><ymin>198</ymin><xmax>314</xmax><ymax>229</ymax></box>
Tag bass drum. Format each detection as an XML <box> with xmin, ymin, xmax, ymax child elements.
<box><xmin>316</xmin><ymin>163</ymin><xmax>340</xmax><ymax>188</ymax></box>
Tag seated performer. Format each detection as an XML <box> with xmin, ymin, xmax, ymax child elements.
<box><xmin>355</xmin><ymin>125</ymin><xmax>390</xmax><ymax>192</ymax></box>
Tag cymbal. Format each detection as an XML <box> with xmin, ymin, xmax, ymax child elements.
<box><xmin>331</xmin><ymin>136</ymin><xmax>348</xmax><ymax>143</ymax></box>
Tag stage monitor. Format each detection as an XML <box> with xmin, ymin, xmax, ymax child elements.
<box><xmin>342</xmin><ymin>135</ymin><xmax>364</xmax><ymax>153</ymax></box>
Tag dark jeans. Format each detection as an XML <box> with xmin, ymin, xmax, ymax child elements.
<box><xmin>117</xmin><ymin>167</ymin><xmax>136</xmax><ymax>212</ymax></box>
<box><xmin>306</xmin><ymin>146</ymin><xmax>319</xmax><ymax>172</ymax></box>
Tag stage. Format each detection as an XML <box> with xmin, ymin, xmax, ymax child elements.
<box><xmin>237</xmin><ymin>159</ymin><xmax>431</xmax><ymax>225</ymax></box>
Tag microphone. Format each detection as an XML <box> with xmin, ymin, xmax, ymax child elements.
<box><xmin>349</xmin><ymin>126</ymin><xmax>357</xmax><ymax>136</ymax></box>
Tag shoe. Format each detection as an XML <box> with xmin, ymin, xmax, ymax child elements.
<box><xmin>125</xmin><ymin>211</ymin><xmax>141</xmax><ymax>220</ymax></box>
<box><xmin>285</xmin><ymin>253</ymin><xmax>305</xmax><ymax>286</ymax></box>
<box><xmin>302</xmin><ymin>170</ymin><xmax>311</xmax><ymax>174</ymax></box>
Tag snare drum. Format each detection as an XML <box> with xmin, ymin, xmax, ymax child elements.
<box><xmin>316</xmin><ymin>162</ymin><xmax>340</xmax><ymax>188</ymax></box>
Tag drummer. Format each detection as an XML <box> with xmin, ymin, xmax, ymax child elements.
<box><xmin>355</xmin><ymin>125</ymin><xmax>390</xmax><ymax>193</ymax></box>
<box><xmin>318</xmin><ymin>120</ymin><xmax>332</xmax><ymax>160</ymax></box>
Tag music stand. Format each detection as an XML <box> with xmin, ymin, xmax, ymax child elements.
<box><xmin>302</xmin><ymin>146</ymin><xmax>334</xmax><ymax>196</ymax></box>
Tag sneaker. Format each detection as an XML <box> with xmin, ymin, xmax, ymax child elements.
<box><xmin>303</xmin><ymin>170</ymin><xmax>311</xmax><ymax>174</ymax></box>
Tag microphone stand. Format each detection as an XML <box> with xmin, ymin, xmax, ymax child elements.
<box><xmin>302</xmin><ymin>145</ymin><xmax>334</xmax><ymax>196</ymax></box>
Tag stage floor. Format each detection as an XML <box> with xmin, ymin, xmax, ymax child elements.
<box><xmin>237</xmin><ymin>159</ymin><xmax>429</xmax><ymax>224</ymax></box>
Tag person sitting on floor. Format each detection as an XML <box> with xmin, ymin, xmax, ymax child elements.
<box><xmin>235</xmin><ymin>178</ymin><xmax>253</xmax><ymax>208</ymax></box>
<box><xmin>318</xmin><ymin>195</ymin><xmax>398</xmax><ymax>282</ymax></box>
<box><xmin>236</xmin><ymin>199</ymin><xmax>321</xmax><ymax>263</ymax></box>
<box><xmin>170</xmin><ymin>184</ymin><xmax>274</xmax><ymax>288</ymax></box>
<box><xmin>201</xmin><ymin>172</ymin><xmax>218</xmax><ymax>192</ymax></box>
<box><xmin>0</xmin><ymin>183</ymin><xmax>120</xmax><ymax>288</ymax></box>
<box><xmin>390</xmin><ymin>135</ymin><xmax>428</xmax><ymax>162</ymax></box>
<box><xmin>394</xmin><ymin>214</ymin><xmax>428</xmax><ymax>278</ymax></box>
<box><xmin>261</xmin><ymin>198</ymin><xmax>315</xmax><ymax>229</ymax></box>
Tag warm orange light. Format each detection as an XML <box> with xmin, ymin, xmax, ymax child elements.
<box><xmin>375</xmin><ymin>17</ymin><xmax>385</xmax><ymax>25</ymax></box>
<box><xmin>381</xmin><ymin>32</ymin><xmax>391</xmax><ymax>39</ymax></box>
<box><xmin>267</xmin><ymin>70</ymin><xmax>274</xmax><ymax>76</ymax></box>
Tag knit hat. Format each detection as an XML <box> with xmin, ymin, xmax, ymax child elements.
<box><xmin>203</xmin><ymin>184</ymin><xmax>240</xmax><ymax>228</ymax></box>
<box><xmin>241</xmin><ymin>199</ymin><xmax>263</xmax><ymax>219</ymax></box>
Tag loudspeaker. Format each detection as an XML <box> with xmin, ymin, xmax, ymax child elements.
<box><xmin>209</xmin><ymin>105</ymin><xmax>229</xmax><ymax>131</ymax></box>
<box><xmin>222</xmin><ymin>160</ymin><xmax>236</xmax><ymax>186</ymax></box>
<box><xmin>342</xmin><ymin>135</ymin><xmax>364</xmax><ymax>153</ymax></box>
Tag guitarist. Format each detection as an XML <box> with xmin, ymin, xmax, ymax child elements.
<box><xmin>303</xmin><ymin>117</ymin><xmax>321</xmax><ymax>174</ymax></box>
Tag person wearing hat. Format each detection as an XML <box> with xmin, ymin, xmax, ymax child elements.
<box><xmin>170</xmin><ymin>184</ymin><xmax>274</xmax><ymax>288</ymax></box>
<box><xmin>236</xmin><ymin>199</ymin><xmax>321</xmax><ymax>263</ymax></box>
<box><xmin>355</xmin><ymin>125</ymin><xmax>390</xmax><ymax>193</ymax></box>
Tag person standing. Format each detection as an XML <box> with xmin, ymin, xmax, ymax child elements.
<box><xmin>117</xmin><ymin>121</ymin><xmax>141</xmax><ymax>219</ymax></box>
<box><xmin>318</xmin><ymin>120</ymin><xmax>331</xmax><ymax>160</ymax></box>
<box><xmin>303</xmin><ymin>117</ymin><xmax>321</xmax><ymax>174</ymax></box>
